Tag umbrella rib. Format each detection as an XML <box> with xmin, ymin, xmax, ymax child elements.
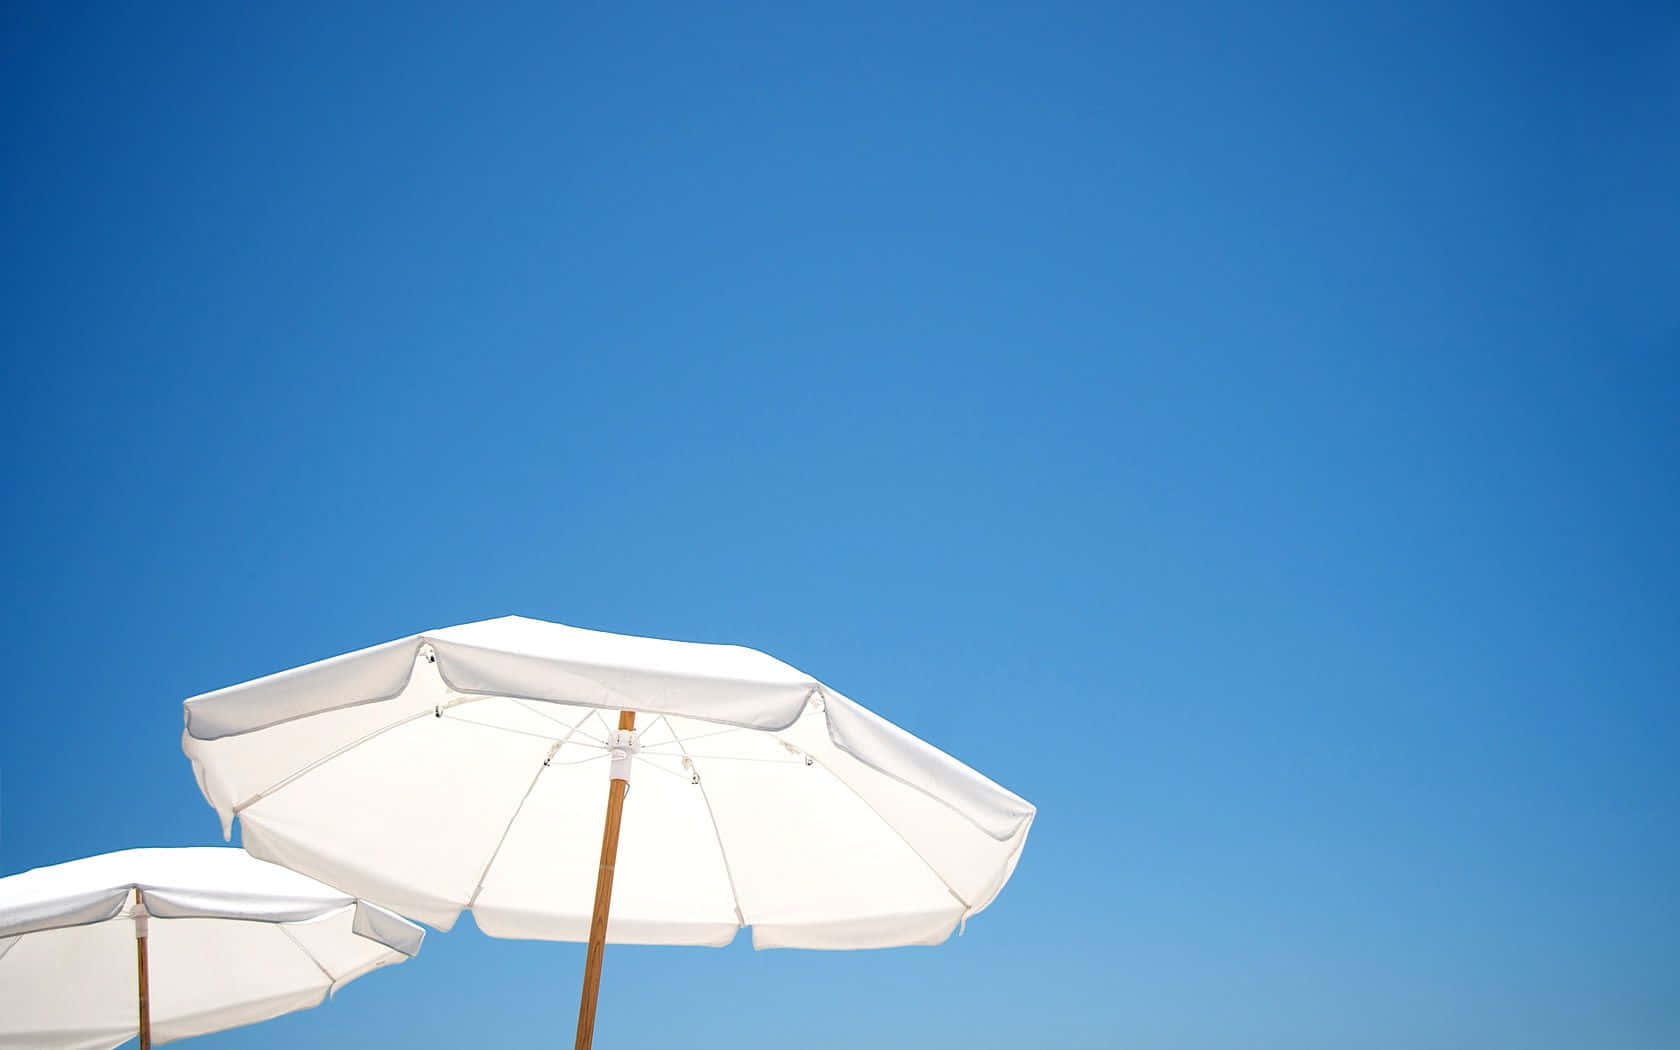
<box><xmin>665</xmin><ymin>722</ymin><xmax>748</xmax><ymax>930</ymax></box>
<box><xmin>798</xmin><ymin>747</ymin><xmax>973</xmax><ymax>914</ymax></box>
<box><xmin>660</xmin><ymin>752</ymin><xmax>800</xmax><ymax>765</ymax></box>
<box><xmin>641</xmin><ymin>724</ymin><xmax>742</xmax><ymax>748</ymax></box>
<box><xmin>511</xmin><ymin>698</ymin><xmax>609</xmax><ymax>747</ymax></box>
<box><xmin>547</xmin><ymin>752</ymin><xmax>609</xmax><ymax>766</ymax></box>
<box><xmin>232</xmin><ymin>709</ymin><xmax>435</xmax><ymax>815</ymax></box>
<box><xmin>278</xmin><ymin>921</ymin><xmax>338</xmax><ymax>992</ymax></box>
<box><xmin>631</xmin><ymin>754</ymin><xmax>688</xmax><ymax>781</ymax></box>
<box><xmin>628</xmin><ymin>713</ymin><xmax>675</xmax><ymax>755</ymax></box>
<box><xmin>441</xmin><ymin>713</ymin><xmax>607</xmax><ymax>749</ymax></box>
<box><xmin>465</xmin><ymin>708</ymin><xmax>600</xmax><ymax>910</ymax></box>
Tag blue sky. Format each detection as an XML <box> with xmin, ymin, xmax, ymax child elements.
<box><xmin>2</xmin><ymin>2</ymin><xmax>1676</xmax><ymax>1047</ymax></box>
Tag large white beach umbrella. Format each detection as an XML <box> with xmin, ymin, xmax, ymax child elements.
<box><xmin>182</xmin><ymin>616</ymin><xmax>1035</xmax><ymax>1048</ymax></box>
<box><xmin>0</xmin><ymin>847</ymin><xmax>423</xmax><ymax>1049</ymax></box>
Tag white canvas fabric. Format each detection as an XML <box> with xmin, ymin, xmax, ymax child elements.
<box><xmin>183</xmin><ymin>616</ymin><xmax>1035</xmax><ymax>949</ymax></box>
<box><xmin>0</xmin><ymin>848</ymin><xmax>422</xmax><ymax>1049</ymax></box>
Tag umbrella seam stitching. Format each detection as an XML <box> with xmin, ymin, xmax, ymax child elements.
<box><xmin>277</xmin><ymin>920</ymin><xmax>339</xmax><ymax>992</ymax></box>
<box><xmin>798</xmin><ymin>746</ymin><xmax>974</xmax><ymax>915</ymax></box>
<box><xmin>184</xmin><ymin>639</ymin><xmax>424</xmax><ymax>740</ymax></box>
<box><xmin>818</xmin><ymin>687</ymin><xmax>1033</xmax><ymax>844</ymax></box>
<box><xmin>465</xmin><ymin>708</ymin><xmax>601</xmax><ymax>910</ymax></box>
<box><xmin>667</xmin><ymin>721</ymin><xmax>750</xmax><ymax>931</ymax></box>
<box><xmin>230</xmin><ymin>709</ymin><xmax>435</xmax><ymax>816</ymax></box>
<box><xmin>509</xmin><ymin>698</ymin><xmax>610</xmax><ymax>747</ymax></box>
<box><xmin>440</xmin><ymin>712</ymin><xmax>609</xmax><ymax>751</ymax></box>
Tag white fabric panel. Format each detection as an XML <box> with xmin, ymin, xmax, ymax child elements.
<box><xmin>777</xmin><ymin>702</ymin><xmax>1033</xmax><ymax>916</ymax></box>
<box><xmin>472</xmin><ymin>729</ymin><xmax>740</xmax><ymax>945</ymax></box>
<box><xmin>182</xmin><ymin>616</ymin><xmax>1036</xmax><ymax>950</ymax></box>
<box><xmin>0</xmin><ymin>884</ymin><xmax>129</xmax><ymax>940</ymax></box>
<box><xmin>429</xmin><ymin>618</ymin><xmax>817</xmax><ymax>730</ymax></box>
<box><xmin>350</xmin><ymin>901</ymin><xmax>426</xmax><ymax>959</ymax></box>
<box><xmin>147</xmin><ymin>919</ymin><xmax>328</xmax><ymax>1045</ymax></box>
<box><xmin>0</xmin><ymin>848</ymin><xmax>418</xmax><ymax>945</ymax></box>
<box><xmin>818</xmin><ymin>687</ymin><xmax>1035</xmax><ymax>842</ymax></box>
<box><xmin>0</xmin><ymin>920</ymin><xmax>135</xmax><ymax>1050</ymax></box>
<box><xmin>239</xmin><ymin>713</ymin><xmax>558</xmax><ymax>931</ymax></box>
<box><xmin>287</xmin><ymin>907</ymin><xmax>411</xmax><ymax>990</ymax></box>
<box><xmin>687</xmin><ymin>730</ymin><xmax>965</xmax><ymax>949</ymax></box>
<box><xmin>185</xmin><ymin>648</ymin><xmax>450</xmax><ymax>839</ymax></box>
<box><xmin>184</xmin><ymin>637</ymin><xmax>420</xmax><ymax>741</ymax></box>
<box><xmin>0</xmin><ymin>849</ymin><xmax>422</xmax><ymax>1049</ymax></box>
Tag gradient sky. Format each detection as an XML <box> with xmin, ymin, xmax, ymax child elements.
<box><xmin>2</xmin><ymin>3</ymin><xmax>1677</xmax><ymax>1048</ymax></box>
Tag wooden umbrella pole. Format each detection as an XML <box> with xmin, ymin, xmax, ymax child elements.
<box><xmin>574</xmin><ymin>710</ymin><xmax>636</xmax><ymax>1050</ymax></box>
<box><xmin>134</xmin><ymin>888</ymin><xmax>151</xmax><ymax>1050</ymax></box>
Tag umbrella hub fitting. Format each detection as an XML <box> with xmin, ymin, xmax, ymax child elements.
<box><xmin>607</xmin><ymin>728</ymin><xmax>639</xmax><ymax>785</ymax></box>
<box><xmin>126</xmin><ymin>903</ymin><xmax>149</xmax><ymax>939</ymax></box>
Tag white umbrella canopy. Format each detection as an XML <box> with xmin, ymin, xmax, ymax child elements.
<box><xmin>0</xmin><ymin>847</ymin><xmax>423</xmax><ymax>1049</ymax></box>
<box><xmin>181</xmin><ymin>616</ymin><xmax>1035</xmax><ymax>1045</ymax></box>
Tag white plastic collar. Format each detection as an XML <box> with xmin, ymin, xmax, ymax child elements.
<box><xmin>608</xmin><ymin>729</ymin><xmax>639</xmax><ymax>785</ymax></box>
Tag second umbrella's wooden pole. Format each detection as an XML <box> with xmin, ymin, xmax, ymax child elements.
<box><xmin>574</xmin><ymin>710</ymin><xmax>636</xmax><ymax>1050</ymax></box>
<box><xmin>134</xmin><ymin>888</ymin><xmax>151</xmax><ymax>1050</ymax></box>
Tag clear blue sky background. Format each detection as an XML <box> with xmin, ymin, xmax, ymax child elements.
<box><xmin>2</xmin><ymin>3</ymin><xmax>1676</xmax><ymax>1048</ymax></box>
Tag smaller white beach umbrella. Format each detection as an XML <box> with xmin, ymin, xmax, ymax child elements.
<box><xmin>0</xmin><ymin>847</ymin><xmax>424</xmax><ymax>1049</ymax></box>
